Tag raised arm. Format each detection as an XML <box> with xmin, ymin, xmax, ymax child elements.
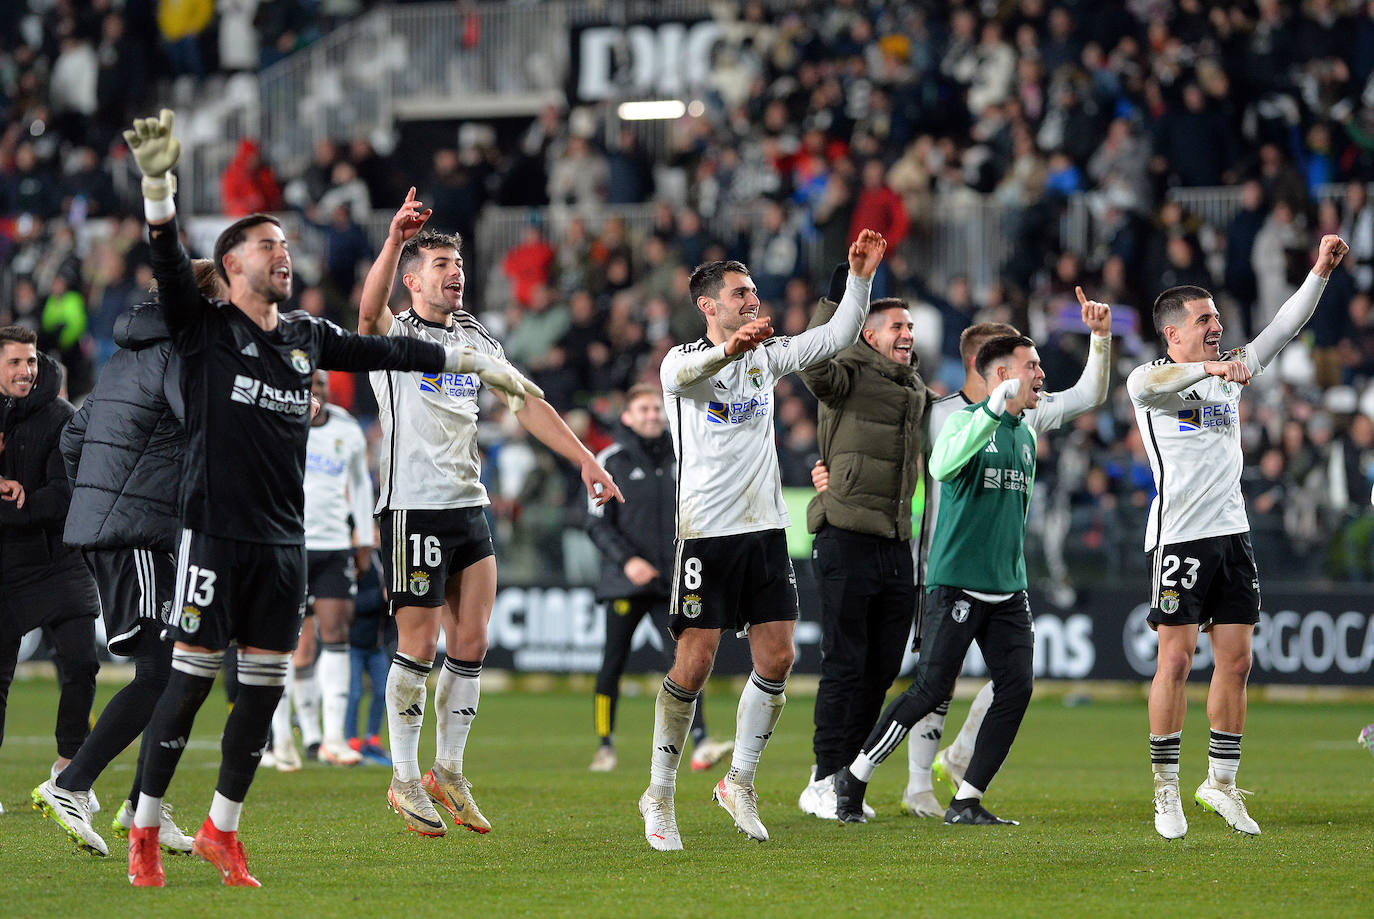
<box><xmin>797</xmin><ymin>263</ymin><xmax>854</xmax><ymax>403</ymax></box>
<box><xmin>1029</xmin><ymin>286</ymin><xmax>1113</xmax><ymax>432</ymax></box>
<box><xmin>124</xmin><ymin>110</ymin><xmax>209</xmax><ymax>341</ymax></box>
<box><xmin>1246</xmin><ymin>235</ymin><xmax>1347</xmax><ymax>371</ymax></box>
<box><xmin>767</xmin><ymin>231</ymin><xmax>884</xmax><ymax>376</ymax></box>
<box><xmin>358</xmin><ymin>188</ymin><xmax>432</xmax><ymax>336</ymax></box>
<box><xmin>508</xmin><ymin>395</ymin><xmax>623</xmax><ymax>507</ymax></box>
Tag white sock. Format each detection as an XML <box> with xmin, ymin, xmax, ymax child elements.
<box><xmin>133</xmin><ymin>794</ymin><xmax>163</xmax><ymax>830</ymax></box>
<box><xmin>386</xmin><ymin>652</ymin><xmax>433</xmax><ymax>782</ymax></box>
<box><xmin>851</xmin><ymin>752</ymin><xmax>877</xmax><ymax>783</ymax></box>
<box><xmin>271</xmin><ymin>656</ymin><xmax>296</xmax><ymax>751</ymax></box>
<box><xmin>1208</xmin><ymin>729</ymin><xmax>1242</xmax><ymax>785</ymax></box>
<box><xmin>208</xmin><ymin>791</ymin><xmax>243</xmax><ymax>833</ymax></box>
<box><xmin>946</xmin><ymin>681</ymin><xmax>994</xmax><ymax>767</ymax></box>
<box><xmin>317</xmin><ymin>644</ymin><xmax>351</xmax><ymax>748</ymax></box>
<box><xmin>649</xmin><ymin>677</ymin><xmax>698</xmax><ymax>796</ymax></box>
<box><xmin>434</xmin><ymin>658</ymin><xmax>481</xmax><ymax>774</ymax></box>
<box><xmin>294</xmin><ymin>663</ymin><xmax>323</xmax><ymax>749</ymax></box>
<box><xmin>905</xmin><ymin>702</ymin><xmax>949</xmax><ymax>795</ymax></box>
<box><xmin>726</xmin><ymin>672</ymin><xmax>786</xmax><ymax>786</ymax></box>
<box><xmin>954</xmin><ymin>780</ymin><xmax>985</xmax><ymax>802</ymax></box>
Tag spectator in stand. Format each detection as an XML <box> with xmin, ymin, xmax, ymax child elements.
<box><xmin>1152</xmin><ymin>82</ymin><xmax>1240</xmax><ymax>187</ymax></box>
<box><xmin>220</xmin><ymin>139</ymin><xmax>283</xmax><ymax>216</ymax></box>
<box><xmin>157</xmin><ymin>0</ymin><xmax>211</xmax><ymax>78</ymax></box>
<box><xmin>316</xmin><ymin>160</ymin><xmax>371</xmax><ymax>219</ymax></box>
<box><xmin>606</xmin><ymin>126</ymin><xmax>655</xmax><ymax>205</ymax></box>
<box><xmin>502</xmin><ymin>221</ymin><xmax>556</xmax><ymax>310</ymax></box>
<box><xmin>548</xmin><ymin>133</ymin><xmax>609</xmax><ymax>220</ymax></box>
<box><xmin>4</xmin><ymin>143</ymin><xmax>60</xmax><ymax>218</ymax></box>
<box><xmin>217</xmin><ymin>0</ymin><xmax>261</xmax><ymax>73</ymax></box>
<box><xmin>1225</xmin><ymin>180</ymin><xmax>1268</xmax><ymax>337</ymax></box>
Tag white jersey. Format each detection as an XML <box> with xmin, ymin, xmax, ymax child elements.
<box><xmin>371</xmin><ymin>309</ymin><xmax>503</xmax><ymax>511</ymax></box>
<box><xmin>1127</xmin><ymin>271</ymin><xmax>1330</xmax><ymax>552</ymax></box>
<box><xmin>663</xmin><ymin>273</ymin><xmax>872</xmax><ymax>540</ymax></box>
<box><xmin>303</xmin><ymin>404</ymin><xmax>374</xmax><ymax>551</ymax></box>
<box><xmin>1128</xmin><ymin>351</ymin><xmax>1254</xmax><ymax>552</ymax></box>
<box><xmin>920</xmin><ymin>331</ymin><xmax>1112</xmax><ymax>559</ymax></box>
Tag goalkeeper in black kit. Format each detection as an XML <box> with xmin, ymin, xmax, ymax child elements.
<box><xmin>121</xmin><ymin>109</ymin><xmax>541</xmax><ymax>888</ymax></box>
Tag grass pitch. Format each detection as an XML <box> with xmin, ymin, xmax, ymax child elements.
<box><xmin>1</xmin><ymin>676</ymin><xmax>1370</xmax><ymax>919</ymax></box>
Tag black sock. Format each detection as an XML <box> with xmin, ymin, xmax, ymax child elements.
<box><xmin>139</xmin><ymin>668</ymin><xmax>216</xmax><ymax>799</ymax></box>
<box><xmin>216</xmin><ymin>681</ymin><xmax>283</xmax><ymax>801</ymax></box>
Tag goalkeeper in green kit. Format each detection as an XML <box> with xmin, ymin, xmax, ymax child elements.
<box><xmin>833</xmin><ymin>334</ymin><xmax>1047</xmax><ymax>827</ymax></box>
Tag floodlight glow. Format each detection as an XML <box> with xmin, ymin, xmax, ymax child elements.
<box><xmin>617</xmin><ymin>100</ymin><xmax>687</xmax><ymax>120</ymax></box>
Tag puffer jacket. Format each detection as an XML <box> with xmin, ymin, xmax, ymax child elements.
<box><xmin>61</xmin><ymin>302</ymin><xmax>185</xmax><ymax>552</ymax></box>
<box><xmin>799</xmin><ymin>296</ymin><xmax>932</xmax><ymax>541</ymax></box>
<box><xmin>0</xmin><ymin>351</ymin><xmax>82</xmax><ymax>583</ymax></box>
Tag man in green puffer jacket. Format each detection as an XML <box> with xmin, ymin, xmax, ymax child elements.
<box><xmin>796</xmin><ymin>264</ymin><xmax>933</xmax><ymax>821</ymax></box>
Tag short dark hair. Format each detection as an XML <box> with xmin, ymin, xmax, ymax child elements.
<box><xmin>959</xmin><ymin>321</ymin><xmax>1020</xmax><ymax>366</ymax></box>
<box><xmin>867</xmin><ymin>297</ymin><xmax>909</xmax><ymax>318</ymax></box>
<box><xmin>0</xmin><ymin>324</ymin><xmax>38</xmax><ymax>347</ymax></box>
<box><xmin>1153</xmin><ymin>285</ymin><xmax>1213</xmax><ymax>337</ymax></box>
<box><xmin>399</xmin><ymin>229</ymin><xmax>463</xmax><ymax>277</ymax></box>
<box><xmin>689</xmin><ymin>260</ymin><xmax>749</xmax><ymax>309</ymax></box>
<box><xmin>214</xmin><ymin>213</ymin><xmax>283</xmax><ymax>282</ymax></box>
<box><xmin>975</xmin><ymin>334</ymin><xmax>1035</xmax><ymax>378</ymax></box>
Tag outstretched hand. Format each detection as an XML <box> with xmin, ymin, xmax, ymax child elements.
<box><xmin>1074</xmin><ymin>286</ymin><xmax>1112</xmax><ymax>335</ymax></box>
<box><xmin>847</xmin><ymin>229</ymin><xmax>888</xmax><ymax>279</ymax></box>
<box><xmin>122</xmin><ymin>109</ymin><xmax>182</xmax><ymax>180</ymax></box>
<box><xmin>389</xmin><ymin>187</ymin><xmax>433</xmax><ymax>246</ymax></box>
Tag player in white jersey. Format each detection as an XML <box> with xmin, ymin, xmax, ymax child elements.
<box><xmin>806</xmin><ymin>292</ymin><xmax>1112</xmax><ymax>817</ymax></box>
<box><xmin>359</xmin><ymin>189</ymin><xmax>621</xmax><ymax>836</ymax></box>
<box><xmin>1130</xmin><ymin>234</ymin><xmax>1347</xmax><ymax>841</ymax></box>
<box><xmin>269</xmin><ymin>370</ymin><xmax>375</xmax><ymax>769</ymax></box>
<box><xmin>637</xmin><ymin>228</ymin><xmax>887</xmax><ymax>851</ymax></box>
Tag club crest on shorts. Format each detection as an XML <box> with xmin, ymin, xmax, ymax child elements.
<box><xmin>681</xmin><ymin>593</ymin><xmax>703</xmax><ymax>619</ymax></box>
<box><xmin>409</xmin><ymin>570</ymin><xmax>431</xmax><ymax>596</ymax></box>
<box><xmin>951</xmin><ymin>599</ymin><xmax>970</xmax><ymax>623</ymax></box>
<box><xmin>1159</xmin><ymin>589</ymin><xmax>1180</xmax><ymax>614</ymax></box>
<box><xmin>289</xmin><ymin>348</ymin><xmax>312</xmax><ymax>374</ymax></box>
<box><xmin>180</xmin><ymin>605</ymin><xmax>202</xmax><ymax>633</ymax></box>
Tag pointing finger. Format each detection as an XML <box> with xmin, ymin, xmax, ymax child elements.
<box><xmin>1075</xmin><ymin>286</ymin><xmax>1089</xmax><ymax>307</ymax></box>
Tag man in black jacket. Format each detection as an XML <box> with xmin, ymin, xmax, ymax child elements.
<box><xmin>586</xmin><ymin>384</ymin><xmax>731</xmax><ymax>772</ymax></box>
<box><xmin>33</xmin><ymin>261</ymin><xmax>220</xmax><ymax>859</ymax></box>
<box><xmin>0</xmin><ymin>326</ymin><xmax>101</xmax><ymax>795</ymax></box>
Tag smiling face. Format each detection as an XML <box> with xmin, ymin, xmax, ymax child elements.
<box><xmin>863</xmin><ymin>306</ymin><xmax>914</xmax><ymax>365</ymax></box>
<box><xmin>1168</xmin><ymin>297</ymin><xmax>1224</xmax><ymax>362</ymax></box>
<box><xmin>622</xmin><ymin>390</ymin><xmax>665</xmax><ymax>440</ymax></box>
<box><xmin>226</xmin><ymin>222</ymin><xmax>292</xmax><ymax>304</ymax></box>
<box><xmin>700</xmin><ymin>270</ymin><xmax>760</xmax><ymax>337</ymax></box>
<box><xmin>405</xmin><ymin>244</ymin><xmax>465</xmax><ymax>318</ymax></box>
<box><xmin>983</xmin><ymin>344</ymin><xmax>1046</xmax><ymax>413</ymax></box>
<box><xmin>0</xmin><ymin>341</ymin><xmax>38</xmax><ymax>399</ymax></box>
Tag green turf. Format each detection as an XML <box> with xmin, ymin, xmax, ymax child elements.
<box><xmin>1</xmin><ymin>676</ymin><xmax>1370</xmax><ymax>918</ymax></box>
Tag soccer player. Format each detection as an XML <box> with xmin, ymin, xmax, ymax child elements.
<box><xmin>587</xmin><ymin>383</ymin><xmax>732</xmax><ymax>773</ymax></box>
<box><xmin>121</xmin><ymin>109</ymin><xmax>537</xmax><ymax>887</ymax></box>
<box><xmin>1132</xmin><ymin>234</ymin><xmax>1347</xmax><ymax>840</ymax></box>
<box><xmin>358</xmin><ymin>189</ymin><xmax>621</xmax><ymax>837</ymax></box>
<box><xmin>807</xmin><ymin>294</ymin><xmax>1111</xmax><ymax>817</ymax></box>
<box><xmin>268</xmin><ymin>369</ymin><xmax>375</xmax><ymax>769</ymax></box>
<box><xmin>638</xmin><ymin>229</ymin><xmax>887</xmax><ymax>851</ymax></box>
<box><xmin>32</xmin><ymin>263</ymin><xmax>221</xmax><ymax>857</ymax></box>
<box><xmin>833</xmin><ymin>334</ymin><xmax>1047</xmax><ymax>826</ymax></box>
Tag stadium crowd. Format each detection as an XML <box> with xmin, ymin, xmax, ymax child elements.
<box><xmin>7</xmin><ymin>0</ymin><xmax>1374</xmax><ymax>584</ymax></box>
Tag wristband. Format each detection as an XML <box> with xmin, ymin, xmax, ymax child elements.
<box><xmin>144</xmin><ymin>194</ymin><xmax>175</xmax><ymax>223</ymax></box>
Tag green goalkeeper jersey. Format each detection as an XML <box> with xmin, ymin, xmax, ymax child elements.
<box><xmin>925</xmin><ymin>399</ymin><xmax>1039</xmax><ymax>594</ymax></box>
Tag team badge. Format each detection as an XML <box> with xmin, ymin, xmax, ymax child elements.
<box><xmin>289</xmin><ymin>348</ymin><xmax>312</xmax><ymax>374</ymax></box>
<box><xmin>1159</xmin><ymin>589</ymin><xmax>1180</xmax><ymax>615</ymax></box>
<box><xmin>681</xmin><ymin>594</ymin><xmax>703</xmax><ymax>619</ymax></box>
<box><xmin>180</xmin><ymin>605</ymin><xmax>202</xmax><ymax>633</ymax></box>
<box><xmin>747</xmin><ymin>367</ymin><xmax>763</xmax><ymax>390</ymax></box>
<box><xmin>1022</xmin><ymin>444</ymin><xmax>1033</xmax><ymax>464</ymax></box>
<box><xmin>409</xmin><ymin>571</ymin><xmax>431</xmax><ymax>596</ymax></box>
<box><xmin>951</xmin><ymin>599</ymin><xmax>970</xmax><ymax>623</ymax></box>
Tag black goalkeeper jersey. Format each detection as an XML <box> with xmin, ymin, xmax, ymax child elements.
<box><xmin>149</xmin><ymin>218</ymin><xmax>446</xmax><ymax>546</ymax></box>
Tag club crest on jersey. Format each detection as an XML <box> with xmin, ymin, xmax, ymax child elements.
<box><xmin>1022</xmin><ymin>444</ymin><xmax>1033</xmax><ymax>464</ymax></box>
<box><xmin>951</xmin><ymin>599</ymin><xmax>970</xmax><ymax>623</ymax></box>
<box><xmin>681</xmin><ymin>594</ymin><xmax>703</xmax><ymax>619</ymax></box>
<box><xmin>180</xmin><ymin>605</ymin><xmax>202</xmax><ymax>633</ymax></box>
<box><xmin>409</xmin><ymin>571</ymin><xmax>431</xmax><ymax>596</ymax></box>
<box><xmin>747</xmin><ymin>367</ymin><xmax>763</xmax><ymax>390</ymax></box>
<box><xmin>418</xmin><ymin>371</ymin><xmax>481</xmax><ymax>399</ymax></box>
<box><xmin>1159</xmin><ymin>589</ymin><xmax>1180</xmax><ymax>615</ymax></box>
<box><xmin>289</xmin><ymin>349</ymin><xmax>311</xmax><ymax>374</ymax></box>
